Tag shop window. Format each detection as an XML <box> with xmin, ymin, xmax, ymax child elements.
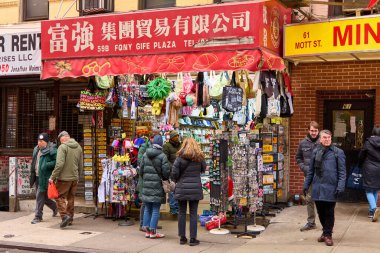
<box><xmin>23</xmin><ymin>0</ymin><xmax>49</xmax><ymax>21</ymax></box>
<box><xmin>78</xmin><ymin>0</ymin><xmax>114</xmax><ymax>16</ymax></box>
<box><xmin>17</xmin><ymin>88</ymin><xmax>55</xmax><ymax>148</ymax></box>
<box><xmin>139</xmin><ymin>0</ymin><xmax>175</xmax><ymax>9</ymax></box>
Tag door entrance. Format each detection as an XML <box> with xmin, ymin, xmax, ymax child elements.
<box><xmin>324</xmin><ymin>99</ymin><xmax>374</xmax><ymax>202</ymax></box>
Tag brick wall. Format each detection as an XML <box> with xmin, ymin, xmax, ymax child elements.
<box><xmin>289</xmin><ymin>61</ymin><xmax>380</xmax><ymax>195</ymax></box>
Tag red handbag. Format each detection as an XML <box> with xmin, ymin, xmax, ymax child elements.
<box><xmin>48</xmin><ymin>181</ymin><xmax>59</xmax><ymax>199</ymax></box>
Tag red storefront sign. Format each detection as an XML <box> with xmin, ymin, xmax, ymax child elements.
<box><xmin>41</xmin><ymin>0</ymin><xmax>290</xmax><ymax>79</ymax></box>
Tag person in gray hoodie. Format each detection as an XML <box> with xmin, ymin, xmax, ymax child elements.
<box><xmin>49</xmin><ymin>131</ymin><xmax>83</xmax><ymax>228</ymax></box>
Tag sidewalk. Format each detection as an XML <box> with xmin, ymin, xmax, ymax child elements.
<box><xmin>0</xmin><ymin>202</ymin><xmax>379</xmax><ymax>253</ymax></box>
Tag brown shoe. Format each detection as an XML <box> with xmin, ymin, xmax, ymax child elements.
<box><xmin>317</xmin><ymin>234</ymin><xmax>326</xmax><ymax>242</ymax></box>
<box><xmin>324</xmin><ymin>236</ymin><xmax>333</xmax><ymax>246</ymax></box>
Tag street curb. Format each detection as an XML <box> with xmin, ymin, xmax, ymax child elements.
<box><xmin>0</xmin><ymin>241</ymin><xmax>96</xmax><ymax>253</ymax></box>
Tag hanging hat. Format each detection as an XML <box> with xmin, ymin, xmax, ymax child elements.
<box><xmin>38</xmin><ymin>133</ymin><xmax>49</xmax><ymax>143</ymax></box>
<box><xmin>186</xmin><ymin>95</ymin><xmax>194</xmax><ymax>106</ymax></box>
<box><xmin>134</xmin><ymin>138</ymin><xmax>145</xmax><ymax>149</ymax></box>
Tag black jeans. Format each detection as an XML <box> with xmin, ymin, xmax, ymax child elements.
<box><xmin>315</xmin><ymin>201</ymin><xmax>336</xmax><ymax>237</ymax></box>
<box><xmin>178</xmin><ymin>200</ymin><xmax>199</xmax><ymax>239</ymax></box>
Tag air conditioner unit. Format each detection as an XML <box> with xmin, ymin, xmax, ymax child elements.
<box><xmin>79</xmin><ymin>0</ymin><xmax>114</xmax><ymax>15</ymax></box>
<box><xmin>342</xmin><ymin>0</ymin><xmax>371</xmax><ymax>12</ymax></box>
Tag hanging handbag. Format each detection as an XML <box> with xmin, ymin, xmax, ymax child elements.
<box><xmin>48</xmin><ymin>181</ymin><xmax>59</xmax><ymax>199</ymax></box>
<box><xmin>151</xmin><ymin>161</ymin><xmax>175</xmax><ymax>193</ymax></box>
<box><xmin>79</xmin><ymin>77</ymin><xmax>107</xmax><ymax>111</ymax></box>
<box><xmin>209</xmin><ymin>71</ymin><xmax>228</xmax><ymax>99</ymax></box>
<box><xmin>222</xmin><ymin>72</ymin><xmax>243</xmax><ymax>112</ymax></box>
<box><xmin>235</xmin><ymin>70</ymin><xmax>247</xmax><ymax>106</ymax></box>
<box><xmin>244</xmin><ymin>70</ymin><xmax>255</xmax><ymax>99</ymax></box>
<box><xmin>347</xmin><ymin>164</ymin><xmax>363</xmax><ymax>190</ymax></box>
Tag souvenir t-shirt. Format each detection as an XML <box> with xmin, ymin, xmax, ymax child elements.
<box><xmin>260</xmin><ymin>71</ymin><xmax>273</xmax><ymax>98</ymax></box>
<box><xmin>269</xmin><ymin>71</ymin><xmax>280</xmax><ymax>98</ymax></box>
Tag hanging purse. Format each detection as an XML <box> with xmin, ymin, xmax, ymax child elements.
<box><xmin>235</xmin><ymin>70</ymin><xmax>247</xmax><ymax>106</ymax></box>
<box><xmin>222</xmin><ymin>72</ymin><xmax>243</xmax><ymax>112</ymax></box>
<box><xmin>79</xmin><ymin>77</ymin><xmax>107</xmax><ymax>111</ymax></box>
<box><xmin>210</xmin><ymin>71</ymin><xmax>228</xmax><ymax>100</ymax></box>
<box><xmin>151</xmin><ymin>161</ymin><xmax>175</xmax><ymax>193</ymax></box>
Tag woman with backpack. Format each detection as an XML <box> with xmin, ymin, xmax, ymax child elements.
<box><xmin>358</xmin><ymin>126</ymin><xmax>380</xmax><ymax>221</ymax></box>
<box><xmin>171</xmin><ymin>137</ymin><xmax>206</xmax><ymax>246</ymax></box>
<box><xmin>140</xmin><ymin>135</ymin><xmax>171</xmax><ymax>239</ymax></box>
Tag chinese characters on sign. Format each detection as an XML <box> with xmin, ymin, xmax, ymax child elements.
<box><xmin>41</xmin><ymin>0</ymin><xmax>290</xmax><ymax>60</ymax></box>
<box><xmin>44</xmin><ymin>10</ymin><xmax>251</xmax><ymax>58</ymax></box>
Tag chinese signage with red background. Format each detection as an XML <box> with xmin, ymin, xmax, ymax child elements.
<box><xmin>41</xmin><ymin>0</ymin><xmax>290</xmax><ymax>79</ymax></box>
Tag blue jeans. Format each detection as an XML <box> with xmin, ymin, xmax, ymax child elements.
<box><xmin>169</xmin><ymin>192</ymin><xmax>178</xmax><ymax>210</ymax></box>
<box><xmin>139</xmin><ymin>203</ymin><xmax>145</xmax><ymax>227</ymax></box>
<box><xmin>366</xmin><ymin>190</ymin><xmax>379</xmax><ymax>211</ymax></box>
<box><xmin>143</xmin><ymin>202</ymin><xmax>161</xmax><ymax>230</ymax></box>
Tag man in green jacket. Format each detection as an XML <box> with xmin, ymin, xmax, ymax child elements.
<box><xmin>30</xmin><ymin>133</ymin><xmax>58</xmax><ymax>224</ymax></box>
<box><xmin>163</xmin><ymin>130</ymin><xmax>181</xmax><ymax>214</ymax></box>
<box><xmin>50</xmin><ymin>131</ymin><xmax>83</xmax><ymax>228</ymax></box>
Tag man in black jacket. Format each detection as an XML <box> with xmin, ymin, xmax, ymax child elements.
<box><xmin>296</xmin><ymin>121</ymin><xmax>320</xmax><ymax>231</ymax></box>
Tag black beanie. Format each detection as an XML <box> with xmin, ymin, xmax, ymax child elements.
<box><xmin>38</xmin><ymin>133</ymin><xmax>49</xmax><ymax>143</ymax></box>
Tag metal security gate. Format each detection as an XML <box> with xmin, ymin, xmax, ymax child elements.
<box><xmin>59</xmin><ymin>82</ymin><xmax>92</xmax><ymax>197</ymax></box>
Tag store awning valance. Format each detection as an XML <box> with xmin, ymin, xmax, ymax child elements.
<box><xmin>40</xmin><ymin>0</ymin><xmax>290</xmax><ymax>79</ymax></box>
<box><xmin>41</xmin><ymin>49</ymin><xmax>285</xmax><ymax>79</ymax></box>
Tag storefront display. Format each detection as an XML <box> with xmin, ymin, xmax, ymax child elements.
<box><xmin>38</xmin><ymin>0</ymin><xmax>292</xmax><ymax>232</ymax></box>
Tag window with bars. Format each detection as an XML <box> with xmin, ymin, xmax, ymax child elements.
<box><xmin>0</xmin><ymin>87</ymin><xmax>55</xmax><ymax>149</ymax></box>
<box><xmin>59</xmin><ymin>94</ymin><xmax>92</xmax><ymax>145</ymax></box>
<box><xmin>17</xmin><ymin>87</ymin><xmax>55</xmax><ymax>148</ymax></box>
<box><xmin>139</xmin><ymin>0</ymin><xmax>175</xmax><ymax>9</ymax></box>
<box><xmin>5</xmin><ymin>89</ymin><xmax>17</xmax><ymax>148</ymax></box>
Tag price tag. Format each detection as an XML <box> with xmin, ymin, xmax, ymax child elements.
<box><xmin>239</xmin><ymin>198</ymin><xmax>248</xmax><ymax>206</ymax></box>
<box><xmin>263</xmin><ymin>154</ymin><xmax>274</xmax><ymax>163</ymax></box>
<box><xmin>263</xmin><ymin>145</ymin><xmax>273</xmax><ymax>153</ymax></box>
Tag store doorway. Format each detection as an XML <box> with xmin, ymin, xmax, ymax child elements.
<box><xmin>324</xmin><ymin>99</ymin><xmax>374</xmax><ymax>202</ymax></box>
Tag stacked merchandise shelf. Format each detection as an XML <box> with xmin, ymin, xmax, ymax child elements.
<box><xmin>83</xmin><ymin>129</ymin><xmax>93</xmax><ymax>203</ymax></box>
<box><xmin>122</xmin><ymin>119</ymin><xmax>135</xmax><ymax>139</ymax></box>
<box><xmin>96</xmin><ymin>129</ymin><xmax>107</xmax><ymax>188</ymax></box>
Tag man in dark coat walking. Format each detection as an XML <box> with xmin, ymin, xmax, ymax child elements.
<box><xmin>358</xmin><ymin>126</ymin><xmax>380</xmax><ymax>221</ymax></box>
<box><xmin>296</xmin><ymin>121</ymin><xmax>320</xmax><ymax>231</ymax></box>
<box><xmin>304</xmin><ymin>130</ymin><xmax>346</xmax><ymax>246</ymax></box>
<box><xmin>30</xmin><ymin>133</ymin><xmax>58</xmax><ymax>224</ymax></box>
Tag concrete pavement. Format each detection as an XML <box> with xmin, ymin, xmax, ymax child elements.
<box><xmin>0</xmin><ymin>202</ymin><xmax>379</xmax><ymax>253</ymax></box>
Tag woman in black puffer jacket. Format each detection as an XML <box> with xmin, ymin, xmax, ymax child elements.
<box><xmin>171</xmin><ymin>137</ymin><xmax>206</xmax><ymax>246</ymax></box>
<box><xmin>358</xmin><ymin>126</ymin><xmax>380</xmax><ymax>221</ymax></box>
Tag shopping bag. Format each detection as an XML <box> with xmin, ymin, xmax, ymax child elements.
<box><xmin>347</xmin><ymin>164</ymin><xmax>363</xmax><ymax>190</ymax></box>
<box><xmin>48</xmin><ymin>181</ymin><xmax>59</xmax><ymax>199</ymax></box>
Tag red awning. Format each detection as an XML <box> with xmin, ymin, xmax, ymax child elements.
<box><xmin>41</xmin><ymin>49</ymin><xmax>285</xmax><ymax>79</ymax></box>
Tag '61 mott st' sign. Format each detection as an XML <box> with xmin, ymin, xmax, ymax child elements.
<box><xmin>284</xmin><ymin>15</ymin><xmax>380</xmax><ymax>57</ymax></box>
